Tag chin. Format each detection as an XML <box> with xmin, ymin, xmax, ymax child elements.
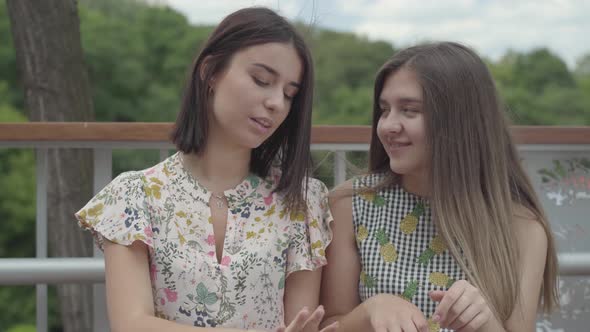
<box><xmin>229</xmin><ymin>131</ymin><xmax>262</xmax><ymax>149</ymax></box>
<box><xmin>250</xmin><ymin>133</ymin><xmax>278</xmax><ymax>149</ymax></box>
<box><xmin>388</xmin><ymin>160</ymin><xmax>413</xmax><ymax>175</ymax></box>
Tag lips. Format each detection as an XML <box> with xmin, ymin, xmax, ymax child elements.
<box><xmin>250</xmin><ymin>117</ymin><xmax>272</xmax><ymax>129</ymax></box>
<box><xmin>249</xmin><ymin>116</ymin><xmax>274</xmax><ymax>135</ymax></box>
<box><xmin>389</xmin><ymin>142</ymin><xmax>411</xmax><ymax>148</ymax></box>
<box><xmin>385</xmin><ymin>137</ymin><xmax>411</xmax><ymax>149</ymax></box>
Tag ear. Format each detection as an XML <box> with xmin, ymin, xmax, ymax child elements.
<box><xmin>199</xmin><ymin>55</ymin><xmax>211</xmax><ymax>81</ymax></box>
<box><xmin>199</xmin><ymin>55</ymin><xmax>217</xmax><ymax>92</ymax></box>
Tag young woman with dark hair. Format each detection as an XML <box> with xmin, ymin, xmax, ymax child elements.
<box><xmin>76</xmin><ymin>7</ymin><xmax>336</xmax><ymax>332</ymax></box>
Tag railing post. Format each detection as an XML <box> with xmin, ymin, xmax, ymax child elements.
<box><xmin>93</xmin><ymin>148</ymin><xmax>112</xmax><ymax>332</ymax></box>
<box><xmin>159</xmin><ymin>149</ymin><xmax>169</xmax><ymax>161</ymax></box>
<box><xmin>35</xmin><ymin>148</ymin><xmax>48</xmax><ymax>332</ymax></box>
<box><xmin>334</xmin><ymin>150</ymin><xmax>347</xmax><ymax>185</ymax></box>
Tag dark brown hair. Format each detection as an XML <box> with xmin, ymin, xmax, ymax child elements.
<box><xmin>369</xmin><ymin>42</ymin><xmax>558</xmax><ymax>320</ymax></box>
<box><xmin>171</xmin><ymin>7</ymin><xmax>314</xmax><ymax>210</ymax></box>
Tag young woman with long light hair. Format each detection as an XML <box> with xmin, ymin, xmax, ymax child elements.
<box><xmin>321</xmin><ymin>42</ymin><xmax>558</xmax><ymax>332</ymax></box>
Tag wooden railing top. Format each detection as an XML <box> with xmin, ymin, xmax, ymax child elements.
<box><xmin>0</xmin><ymin>122</ymin><xmax>589</xmax><ymax>144</ymax></box>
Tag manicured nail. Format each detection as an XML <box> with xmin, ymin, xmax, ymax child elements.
<box><xmin>432</xmin><ymin>314</ymin><xmax>441</xmax><ymax>322</ymax></box>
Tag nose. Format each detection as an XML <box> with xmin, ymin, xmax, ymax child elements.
<box><xmin>263</xmin><ymin>88</ymin><xmax>285</xmax><ymax>113</ymax></box>
<box><xmin>381</xmin><ymin>113</ymin><xmax>402</xmax><ymax>134</ymax></box>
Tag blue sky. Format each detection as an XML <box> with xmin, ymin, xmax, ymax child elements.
<box><xmin>161</xmin><ymin>0</ymin><xmax>589</xmax><ymax>69</ymax></box>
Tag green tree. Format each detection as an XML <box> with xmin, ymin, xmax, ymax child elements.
<box><xmin>512</xmin><ymin>48</ymin><xmax>576</xmax><ymax>94</ymax></box>
<box><xmin>310</xmin><ymin>29</ymin><xmax>395</xmax><ymax>125</ymax></box>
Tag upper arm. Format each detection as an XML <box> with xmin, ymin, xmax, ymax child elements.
<box><xmin>284</xmin><ymin>268</ymin><xmax>323</xmax><ymax>324</ymax></box>
<box><xmin>320</xmin><ymin>180</ymin><xmax>361</xmax><ymax>321</ymax></box>
<box><xmin>104</xmin><ymin>239</ymin><xmax>155</xmax><ymax>330</ymax></box>
<box><xmin>505</xmin><ymin>208</ymin><xmax>548</xmax><ymax>330</ymax></box>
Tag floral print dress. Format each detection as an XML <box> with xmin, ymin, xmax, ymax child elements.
<box><xmin>75</xmin><ymin>152</ymin><xmax>333</xmax><ymax>330</ymax></box>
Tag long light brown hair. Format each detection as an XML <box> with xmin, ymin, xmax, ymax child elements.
<box><xmin>368</xmin><ymin>42</ymin><xmax>558</xmax><ymax>321</ymax></box>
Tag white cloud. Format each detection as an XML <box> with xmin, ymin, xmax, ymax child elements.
<box><xmin>162</xmin><ymin>0</ymin><xmax>590</xmax><ymax>68</ymax></box>
<box><xmin>160</xmin><ymin>0</ymin><xmax>303</xmax><ymax>24</ymax></box>
<box><xmin>346</xmin><ymin>0</ymin><xmax>589</xmax><ymax>67</ymax></box>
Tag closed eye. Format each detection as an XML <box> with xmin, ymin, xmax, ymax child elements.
<box><xmin>252</xmin><ymin>76</ymin><xmax>269</xmax><ymax>86</ymax></box>
<box><xmin>401</xmin><ymin>105</ymin><xmax>421</xmax><ymax>116</ymax></box>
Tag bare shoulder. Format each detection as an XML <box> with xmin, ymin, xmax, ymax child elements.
<box><xmin>512</xmin><ymin>205</ymin><xmax>548</xmax><ymax>251</ymax></box>
<box><xmin>327</xmin><ymin>179</ymin><xmax>355</xmax><ymax>236</ymax></box>
<box><xmin>328</xmin><ymin>179</ymin><xmax>354</xmax><ymax>205</ymax></box>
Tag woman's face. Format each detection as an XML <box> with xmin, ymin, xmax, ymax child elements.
<box><xmin>208</xmin><ymin>42</ymin><xmax>303</xmax><ymax>149</ymax></box>
<box><xmin>376</xmin><ymin>68</ymin><xmax>429</xmax><ymax>177</ymax></box>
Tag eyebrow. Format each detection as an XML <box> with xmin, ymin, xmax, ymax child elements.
<box><xmin>253</xmin><ymin>63</ymin><xmax>301</xmax><ymax>88</ymax></box>
<box><xmin>378</xmin><ymin>97</ymin><xmax>422</xmax><ymax>104</ymax></box>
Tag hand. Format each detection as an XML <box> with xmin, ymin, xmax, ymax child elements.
<box><xmin>429</xmin><ymin>280</ymin><xmax>492</xmax><ymax>332</ymax></box>
<box><xmin>276</xmin><ymin>305</ymin><xmax>339</xmax><ymax>332</ymax></box>
<box><xmin>364</xmin><ymin>294</ymin><xmax>429</xmax><ymax>332</ymax></box>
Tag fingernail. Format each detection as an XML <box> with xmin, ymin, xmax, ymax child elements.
<box><xmin>433</xmin><ymin>314</ymin><xmax>440</xmax><ymax>322</ymax></box>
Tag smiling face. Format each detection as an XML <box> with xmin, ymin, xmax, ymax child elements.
<box><xmin>208</xmin><ymin>42</ymin><xmax>303</xmax><ymax>150</ymax></box>
<box><xmin>376</xmin><ymin>67</ymin><xmax>429</xmax><ymax>177</ymax></box>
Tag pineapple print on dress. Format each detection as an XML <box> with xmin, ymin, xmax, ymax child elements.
<box><xmin>359</xmin><ymin>189</ymin><xmax>386</xmax><ymax>206</ymax></box>
<box><xmin>375</xmin><ymin>228</ymin><xmax>398</xmax><ymax>263</ymax></box>
<box><xmin>429</xmin><ymin>272</ymin><xmax>456</xmax><ymax>288</ymax></box>
<box><xmin>359</xmin><ymin>270</ymin><xmax>376</xmax><ymax>289</ymax></box>
<box><xmin>400</xmin><ymin>280</ymin><xmax>419</xmax><ymax>301</ymax></box>
<box><xmin>356</xmin><ymin>225</ymin><xmax>369</xmax><ymax>246</ymax></box>
<box><xmin>427</xmin><ymin>318</ymin><xmax>441</xmax><ymax>332</ymax></box>
<box><xmin>400</xmin><ymin>201</ymin><xmax>425</xmax><ymax>234</ymax></box>
<box><xmin>400</xmin><ymin>280</ymin><xmax>440</xmax><ymax>332</ymax></box>
<box><xmin>417</xmin><ymin>234</ymin><xmax>447</xmax><ymax>266</ymax></box>
<box><xmin>427</xmin><ymin>272</ymin><xmax>456</xmax><ymax>331</ymax></box>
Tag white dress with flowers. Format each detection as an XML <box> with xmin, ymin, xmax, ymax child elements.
<box><xmin>75</xmin><ymin>152</ymin><xmax>333</xmax><ymax>330</ymax></box>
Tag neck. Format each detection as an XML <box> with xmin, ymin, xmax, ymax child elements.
<box><xmin>401</xmin><ymin>170</ymin><xmax>430</xmax><ymax>198</ymax></box>
<box><xmin>182</xmin><ymin>136</ymin><xmax>251</xmax><ymax>193</ymax></box>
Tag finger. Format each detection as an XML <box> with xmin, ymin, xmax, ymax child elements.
<box><xmin>387</xmin><ymin>319</ymin><xmax>403</xmax><ymax>332</ymax></box>
<box><xmin>285</xmin><ymin>307</ymin><xmax>310</xmax><ymax>332</ymax></box>
<box><xmin>373</xmin><ymin>321</ymin><xmax>389</xmax><ymax>332</ymax></box>
<box><xmin>456</xmin><ymin>311</ymin><xmax>489</xmax><ymax>332</ymax></box>
<box><xmin>319</xmin><ymin>321</ymin><xmax>339</xmax><ymax>332</ymax></box>
<box><xmin>412</xmin><ymin>315</ymin><xmax>429</xmax><ymax>332</ymax></box>
<box><xmin>276</xmin><ymin>327</ymin><xmax>286</xmax><ymax>332</ymax></box>
<box><xmin>432</xmin><ymin>281</ymin><xmax>467</xmax><ymax>323</ymax></box>
<box><xmin>428</xmin><ymin>290</ymin><xmax>445</xmax><ymax>302</ymax></box>
<box><xmin>440</xmin><ymin>293</ymin><xmax>471</xmax><ymax>327</ymax></box>
<box><xmin>449</xmin><ymin>304</ymin><xmax>479</xmax><ymax>331</ymax></box>
<box><xmin>302</xmin><ymin>305</ymin><xmax>325</xmax><ymax>332</ymax></box>
<box><xmin>388</xmin><ymin>324</ymin><xmax>402</xmax><ymax>332</ymax></box>
<box><xmin>400</xmin><ymin>321</ymin><xmax>417</xmax><ymax>332</ymax></box>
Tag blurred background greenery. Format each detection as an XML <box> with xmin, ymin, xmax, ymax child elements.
<box><xmin>0</xmin><ymin>0</ymin><xmax>589</xmax><ymax>330</ymax></box>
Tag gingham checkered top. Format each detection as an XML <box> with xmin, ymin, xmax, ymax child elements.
<box><xmin>353</xmin><ymin>173</ymin><xmax>466</xmax><ymax>330</ymax></box>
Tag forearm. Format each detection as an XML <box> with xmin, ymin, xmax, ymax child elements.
<box><xmin>478</xmin><ymin>315</ymin><xmax>506</xmax><ymax>332</ymax></box>
<box><xmin>284</xmin><ymin>269</ymin><xmax>322</xmax><ymax>324</ymax></box>
<box><xmin>321</xmin><ymin>303</ymin><xmax>372</xmax><ymax>332</ymax></box>
<box><xmin>111</xmin><ymin>315</ymin><xmax>249</xmax><ymax>332</ymax></box>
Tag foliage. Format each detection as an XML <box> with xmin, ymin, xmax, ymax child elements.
<box><xmin>0</xmin><ymin>0</ymin><xmax>588</xmax><ymax>330</ymax></box>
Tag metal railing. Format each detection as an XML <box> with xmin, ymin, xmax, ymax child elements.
<box><xmin>1</xmin><ymin>252</ymin><xmax>590</xmax><ymax>286</ymax></box>
<box><xmin>1</xmin><ymin>123</ymin><xmax>590</xmax><ymax>332</ymax></box>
